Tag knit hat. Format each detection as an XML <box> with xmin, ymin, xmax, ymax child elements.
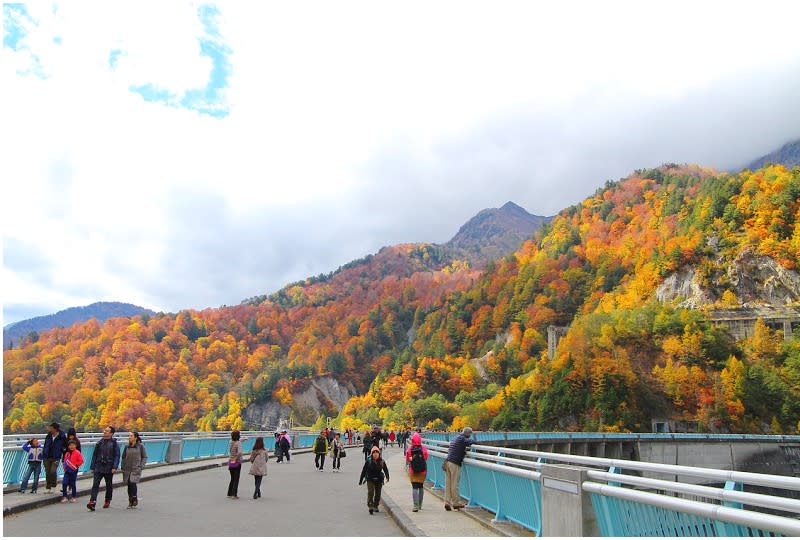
<box><xmin>371</xmin><ymin>446</ymin><xmax>380</xmax><ymax>455</ymax></box>
<box><xmin>462</xmin><ymin>427</ymin><xmax>473</xmax><ymax>437</ymax></box>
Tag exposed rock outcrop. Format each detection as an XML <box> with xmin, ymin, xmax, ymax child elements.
<box><xmin>656</xmin><ymin>249</ymin><xmax>800</xmax><ymax>308</ymax></box>
<box><xmin>242</xmin><ymin>376</ymin><xmax>357</xmax><ymax>429</ymax></box>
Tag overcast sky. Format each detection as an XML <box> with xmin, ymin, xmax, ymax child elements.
<box><xmin>3</xmin><ymin>1</ymin><xmax>800</xmax><ymax>325</ymax></box>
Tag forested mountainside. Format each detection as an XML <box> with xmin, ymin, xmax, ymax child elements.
<box><xmin>4</xmin><ymin>165</ymin><xmax>800</xmax><ymax>435</ymax></box>
<box><xmin>3</xmin><ymin>302</ymin><xmax>154</xmax><ymax>350</ymax></box>
<box><xmin>340</xmin><ymin>164</ymin><xmax>800</xmax><ymax>434</ymax></box>
<box><xmin>744</xmin><ymin>139</ymin><xmax>800</xmax><ymax>171</ymax></box>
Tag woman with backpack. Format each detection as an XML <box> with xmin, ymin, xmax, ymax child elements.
<box><xmin>405</xmin><ymin>432</ymin><xmax>429</xmax><ymax>512</ymax></box>
<box><xmin>313</xmin><ymin>430</ymin><xmax>329</xmax><ymax>471</ymax></box>
<box><xmin>248</xmin><ymin>436</ymin><xmax>268</xmax><ymax>499</ymax></box>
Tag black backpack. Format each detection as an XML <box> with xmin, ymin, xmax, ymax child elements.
<box><xmin>409</xmin><ymin>446</ymin><xmax>426</xmax><ymax>473</ymax></box>
<box><xmin>314</xmin><ymin>436</ymin><xmax>326</xmax><ymax>453</ymax></box>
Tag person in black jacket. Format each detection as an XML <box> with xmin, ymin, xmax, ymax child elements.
<box><xmin>359</xmin><ymin>446</ymin><xmax>389</xmax><ymax>514</ymax></box>
<box><xmin>278</xmin><ymin>431</ymin><xmax>291</xmax><ymax>463</ymax></box>
<box><xmin>87</xmin><ymin>426</ymin><xmax>121</xmax><ymax>511</ymax></box>
<box><xmin>42</xmin><ymin>422</ymin><xmax>66</xmax><ymax>493</ymax></box>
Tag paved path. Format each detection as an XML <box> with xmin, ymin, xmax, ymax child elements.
<box><xmin>380</xmin><ymin>447</ymin><xmax>502</xmax><ymax>537</ymax></box>
<box><xmin>3</xmin><ymin>445</ymin><xmax>520</xmax><ymax>537</ymax></box>
<box><xmin>3</xmin><ymin>448</ymin><xmax>402</xmax><ymax>537</ymax></box>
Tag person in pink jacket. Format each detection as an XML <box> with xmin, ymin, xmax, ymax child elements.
<box><xmin>404</xmin><ymin>432</ymin><xmax>429</xmax><ymax>512</ymax></box>
<box><xmin>61</xmin><ymin>439</ymin><xmax>84</xmax><ymax>503</ymax></box>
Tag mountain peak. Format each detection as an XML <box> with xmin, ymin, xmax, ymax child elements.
<box><xmin>445</xmin><ymin>202</ymin><xmax>552</xmax><ymax>265</ymax></box>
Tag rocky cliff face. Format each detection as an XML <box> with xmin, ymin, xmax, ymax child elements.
<box><xmin>242</xmin><ymin>376</ymin><xmax>357</xmax><ymax>429</ymax></box>
<box><xmin>656</xmin><ymin>249</ymin><xmax>800</xmax><ymax>308</ymax></box>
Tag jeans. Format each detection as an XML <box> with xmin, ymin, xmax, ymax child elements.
<box><xmin>20</xmin><ymin>461</ymin><xmax>42</xmax><ymax>492</ymax></box>
<box><xmin>315</xmin><ymin>454</ymin><xmax>326</xmax><ymax>469</ymax></box>
<box><xmin>90</xmin><ymin>472</ymin><xmax>114</xmax><ymax>502</ymax></box>
<box><xmin>227</xmin><ymin>466</ymin><xmax>241</xmax><ymax>496</ymax></box>
<box><xmin>43</xmin><ymin>459</ymin><xmax>59</xmax><ymax>489</ymax></box>
<box><xmin>62</xmin><ymin>468</ymin><xmax>78</xmax><ymax>498</ymax></box>
<box><xmin>332</xmin><ymin>454</ymin><xmax>341</xmax><ymax>469</ymax></box>
<box><xmin>366</xmin><ymin>480</ymin><xmax>383</xmax><ymax>509</ymax></box>
<box><xmin>254</xmin><ymin>475</ymin><xmax>263</xmax><ymax>496</ymax></box>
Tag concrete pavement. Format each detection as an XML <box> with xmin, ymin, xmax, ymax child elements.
<box><xmin>3</xmin><ymin>446</ymin><xmax>402</xmax><ymax>537</ymax></box>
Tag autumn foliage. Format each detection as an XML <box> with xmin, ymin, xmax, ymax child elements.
<box><xmin>5</xmin><ymin>165</ymin><xmax>800</xmax><ymax>434</ymax></box>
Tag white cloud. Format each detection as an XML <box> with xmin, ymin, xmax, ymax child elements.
<box><xmin>3</xmin><ymin>0</ymin><xmax>800</xmax><ymax>323</ymax></box>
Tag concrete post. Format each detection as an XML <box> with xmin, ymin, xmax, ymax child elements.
<box><xmin>166</xmin><ymin>438</ymin><xmax>184</xmax><ymax>464</ymax></box>
<box><xmin>541</xmin><ymin>464</ymin><xmax>599</xmax><ymax>537</ymax></box>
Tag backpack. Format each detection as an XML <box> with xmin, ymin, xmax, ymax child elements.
<box><xmin>314</xmin><ymin>436</ymin><xmax>326</xmax><ymax>453</ymax></box>
<box><xmin>410</xmin><ymin>446</ymin><xmax>426</xmax><ymax>473</ymax></box>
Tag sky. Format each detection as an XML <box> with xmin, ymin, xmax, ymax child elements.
<box><xmin>3</xmin><ymin>1</ymin><xmax>800</xmax><ymax>325</ymax></box>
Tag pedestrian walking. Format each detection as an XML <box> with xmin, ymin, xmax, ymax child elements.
<box><xmin>362</xmin><ymin>430</ymin><xmax>372</xmax><ymax>461</ymax></box>
<box><xmin>388</xmin><ymin>430</ymin><xmax>396</xmax><ymax>447</ymax></box>
<box><xmin>19</xmin><ymin>438</ymin><xmax>43</xmax><ymax>494</ymax></box>
<box><xmin>42</xmin><ymin>422</ymin><xmax>66</xmax><ymax>494</ymax></box>
<box><xmin>359</xmin><ymin>446</ymin><xmax>389</xmax><ymax>515</ymax></box>
<box><xmin>442</xmin><ymin>426</ymin><xmax>474</xmax><ymax>511</ymax></box>
<box><xmin>273</xmin><ymin>431</ymin><xmax>281</xmax><ymax>461</ymax></box>
<box><xmin>249</xmin><ymin>436</ymin><xmax>268</xmax><ymax>499</ymax></box>
<box><xmin>121</xmin><ymin>431</ymin><xmax>147</xmax><ymax>509</ymax></box>
<box><xmin>330</xmin><ymin>432</ymin><xmax>344</xmax><ymax>472</ymax></box>
<box><xmin>227</xmin><ymin>430</ymin><xmax>243</xmax><ymax>499</ymax></box>
<box><xmin>87</xmin><ymin>426</ymin><xmax>120</xmax><ymax>511</ymax></box>
<box><xmin>314</xmin><ymin>430</ymin><xmax>329</xmax><ymax>470</ymax></box>
<box><xmin>278</xmin><ymin>430</ymin><xmax>291</xmax><ymax>463</ymax></box>
<box><xmin>405</xmin><ymin>432</ymin><xmax>429</xmax><ymax>512</ymax></box>
<box><xmin>61</xmin><ymin>439</ymin><xmax>84</xmax><ymax>503</ymax></box>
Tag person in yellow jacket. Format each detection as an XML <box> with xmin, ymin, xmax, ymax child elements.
<box><xmin>313</xmin><ymin>430</ymin><xmax>329</xmax><ymax>471</ymax></box>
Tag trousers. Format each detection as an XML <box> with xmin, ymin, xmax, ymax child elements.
<box><xmin>444</xmin><ymin>460</ymin><xmax>462</xmax><ymax>506</ymax></box>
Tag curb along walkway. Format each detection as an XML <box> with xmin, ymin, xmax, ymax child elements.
<box><xmin>379</xmin><ymin>447</ymin><xmax>504</xmax><ymax>537</ymax></box>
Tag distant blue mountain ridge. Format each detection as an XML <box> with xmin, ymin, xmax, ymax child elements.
<box><xmin>3</xmin><ymin>302</ymin><xmax>154</xmax><ymax>350</ymax></box>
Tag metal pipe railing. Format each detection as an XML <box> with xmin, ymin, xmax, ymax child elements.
<box><xmin>582</xmin><ymin>482</ymin><xmax>800</xmax><ymax>537</ymax></box>
<box><xmin>586</xmin><ymin>470</ymin><xmax>800</xmax><ymax>515</ymax></box>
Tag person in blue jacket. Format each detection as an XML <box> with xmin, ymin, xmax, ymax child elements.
<box><xmin>42</xmin><ymin>423</ymin><xmax>66</xmax><ymax>494</ymax></box>
<box><xmin>443</xmin><ymin>427</ymin><xmax>474</xmax><ymax>511</ymax></box>
<box><xmin>19</xmin><ymin>438</ymin><xmax>43</xmax><ymax>493</ymax></box>
<box><xmin>86</xmin><ymin>426</ymin><xmax>120</xmax><ymax>511</ymax></box>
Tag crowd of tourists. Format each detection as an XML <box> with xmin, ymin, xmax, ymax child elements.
<box><xmin>18</xmin><ymin>422</ymin><xmax>147</xmax><ymax>510</ymax></box>
<box><xmin>16</xmin><ymin>421</ymin><xmax>476</xmax><ymax>517</ymax></box>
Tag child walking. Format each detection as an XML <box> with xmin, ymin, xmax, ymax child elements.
<box><xmin>19</xmin><ymin>438</ymin><xmax>43</xmax><ymax>494</ymax></box>
<box><xmin>358</xmin><ymin>446</ymin><xmax>390</xmax><ymax>514</ymax></box>
<box><xmin>61</xmin><ymin>439</ymin><xmax>84</xmax><ymax>502</ymax></box>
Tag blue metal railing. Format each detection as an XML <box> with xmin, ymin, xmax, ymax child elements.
<box><xmin>423</xmin><ymin>438</ymin><xmax>800</xmax><ymax>537</ymax></box>
<box><xmin>4</xmin><ymin>432</ymin><xmax>316</xmax><ymax>487</ymax></box>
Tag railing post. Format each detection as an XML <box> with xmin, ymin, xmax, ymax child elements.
<box><xmin>540</xmin><ymin>464</ymin><xmax>599</xmax><ymax>537</ymax></box>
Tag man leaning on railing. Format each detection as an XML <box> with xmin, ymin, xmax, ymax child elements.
<box><xmin>442</xmin><ymin>427</ymin><xmax>474</xmax><ymax>511</ymax></box>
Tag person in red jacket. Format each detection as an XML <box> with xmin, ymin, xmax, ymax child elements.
<box><xmin>405</xmin><ymin>432</ymin><xmax>429</xmax><ymax>512</ymax></box>
<box><xmin>61</xmin><ymin>439</ymin><xmax>84</xmax><ymax>503</ymax></box>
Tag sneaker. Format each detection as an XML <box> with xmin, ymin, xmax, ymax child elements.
<box><xmin>70</xmin><ymin>497</ymin><xmax>77</xmax><ymax>503</ymax></box>
<box><xmin>412</xmin><ymin>507</ymin><xmax>419</xmax><ymax>512</ymax></box>
<box><xmin>60</xmin><ymin>497</ymin><xmax>68</xmax><ymax>503</ymax></box>
<box><xmin>103</xmin><ymin>500</ymin><xmax>111</xmax><ymax>508</ymax></box>
<box><xmin>369</xmin><ymin>508</ymin><xmax>374</xmax><ymax>515</ymax></box>
<box><xmin>444</xmin><ymin>503</ymin><xmax>452</xmax><ymax>511</ymax></box>
<box><xmin>87</xmin><ymin>501</ymin><xmax>96</xmax><ymax>511</ymax></box>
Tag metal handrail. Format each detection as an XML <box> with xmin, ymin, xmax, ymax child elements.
<box><xmin>585</xmin><ymin>470</ymin><xmax>800</xmax><ymax>515</ymax></box>
<box><xmin>427</xmin><ymin>449</ymin><xmax>541</xmax><ymax>480</ymax></box>
<box><xmin>423</xmin><ymin>440</ymin><xmax>800</xmax><ymax>492</ymax></box>
<box><xmin>582</xmin><ymin>482</ymin><xmax>800</xmax><ymax>537</ymax></box>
